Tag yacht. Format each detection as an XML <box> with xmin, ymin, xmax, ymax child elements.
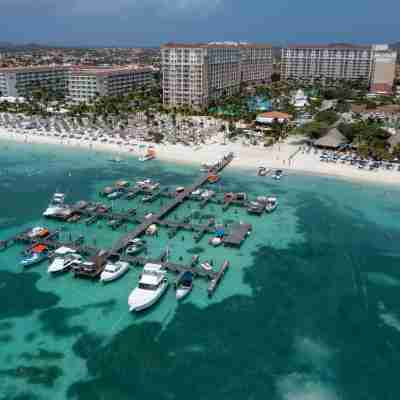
<box><xmin>128</xmin><ymin>263</ymin><xmax>168</xmax><ymax>312</ymax></box>
<box><xmin>48</xmin><ymin>247</ymin><xmax>79</xmax><ymax>274</ymax></box>
<box><xmin>43</xmin><ymin>192</ymin><xmax>66</xmax><ymax>218</ymax></box>
<box><xmin>175</xmin><ymin>271</ymin><xmax>193</xmax><ymax>300</ymax></box>
<box><xmin>100</xmin><ymin>260</ymin><xmax>129</xmax><ymax>283</ymax></box>
<box><xmin>265</xmin><ymin>197</ymin><xmax>278</xmax><ymax>213</ymax></box>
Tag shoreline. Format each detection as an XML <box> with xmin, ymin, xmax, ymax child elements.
<box><xmin>1</xmin><ymin>127</ymin><xmax>400</xmax><ymax>188</ymax></box>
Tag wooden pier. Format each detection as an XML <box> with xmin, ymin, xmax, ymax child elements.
<box><xmin>111</xmin><ymin>152</ymin><xmax>234</xmax><ymax>254</ymax></box>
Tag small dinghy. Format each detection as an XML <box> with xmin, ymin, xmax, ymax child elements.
<box><xmin>175</xmin><ymin>271</ymin><xmax>193</xmax><ymax>300</ymax></box>
<box><xmin>126</xmin><ymin>239</ymin><xmax>146</xmax><ymax>255</ymax></box>
<box><xmin>200</xmin><ymin>261</ymin><xmax>213</xmax><ymax>272</ymax></box>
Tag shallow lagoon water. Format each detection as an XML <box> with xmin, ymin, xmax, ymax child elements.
<box><xmin>1</xmin><ymin>140</ymin><xmax>400</xmax><ymax>399</ymax></box>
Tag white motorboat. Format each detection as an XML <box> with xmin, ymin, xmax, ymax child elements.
<box><xmin>139</xmin><ymin>154</ymin><xmax>155</xmax><ymax>161</ymax></box>
<box><xmin>176</xmin><ymin>271</ymin><xmax>193</xmax><ymax>300</ymax></box>
<box><xmin>265</xmin><ymin>197</ymin><xmax>278</xmax><ymax>213</ymax></box>
<box><xmin>100</xmin><ymin>261</ymin><xmax>129</xmax><ymax>283</ymax></box>
<box><xmin>128</xmin><ymin>263</ymin><xmax>168</xmax><ymax>312</ymax></box>
<box><xmin>43</xmin><ymin>192</ymin><xmax>66</xmax><ymax>218</ymax></box>
<box><xmin>146</xmin><ymin>224</ymin><xmax>158</xmax><ymax>236</ymax></box>
<box><xmin>272</xmin><ymin>170</ymin><xmax>283</xmax><ymax>181</ymax></box>
<box><xmin>200</xmin><ymin>262</ymin><xmax>213</xmax><ymax>272</ymax></box>
<box><xmin>209</xmin><ymin>237</ymin><xmax>223</xmax><ymax>247</ymax></box>
<box><xmin>48</xmin><ymin>253</ymin><xmax>82</xmax><ymax>274</ymax></box>
<box><xmin>27</xmin><ymin>226</ymin><xmax>49</xmax><ymax>239</ymax></box>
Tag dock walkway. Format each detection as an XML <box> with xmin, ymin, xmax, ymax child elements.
<box><xmin>111</xmin><ymin>153</ymin><xmax>234</xmax><ymax>254</ymax></box>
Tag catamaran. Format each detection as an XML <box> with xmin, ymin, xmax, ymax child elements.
<box><xmin>128</xmin><ymin>263</ymin><xmax>168</xmax><ymax>312</ymax></box>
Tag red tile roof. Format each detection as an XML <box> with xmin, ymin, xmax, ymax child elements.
<box><xmin>258</xmin><ymin>111</ymin><xmax>292</xmax><ymax>119</ymax></box>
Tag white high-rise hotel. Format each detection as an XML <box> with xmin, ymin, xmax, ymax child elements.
<box><xmin>161</xmin><ymin>42</ymin><xmax>273</xmax><ymax>109</ymax></box>
<box><xmin>281</xmin><ymin>44</ymin><xmax>397</xmax><ymax>93</ymax></box>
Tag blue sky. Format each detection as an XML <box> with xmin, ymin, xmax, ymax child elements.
<box><xmin>0</xmin><ymin>0</ymin><xmax>399</xmax><ymax>46</ymax></box>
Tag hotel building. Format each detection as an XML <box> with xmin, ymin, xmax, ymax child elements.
<box><xmin>161</xmin><ymin>42</ymin><xmax>272</xmax><ymax>109</ymax></box>
<box><xmin>0</xmin><ymin>65</ymin><xmax>69</xmax><ymax>97</ymax></box>
<box><xmin>0</xmin><ymin>65</ymin><xmax>155</xmax><ymax>102</ymax></box>
<box><xmin>369</xmin><ymin>45</ymin><xmax>398</xmax><ymax>94</ymax></box>
<box><xmin>281</xmin><ymin>44</ymin><xmax>397</xmax><ymax>92</ymax></box>
<box><xmin>281</xmin><ymin>44</ymin><xmax>373</xmax><ymax>84</ymax></box>
<box><xmin>68</xmin><ymin>66</ymin><xmax>154</xmax><ymax>102</ymax></box>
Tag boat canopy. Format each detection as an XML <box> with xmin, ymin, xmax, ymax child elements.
<box><xmin>32</xmin><ymin>244</ymin><xmax>48</xmax><ymax>253</ymax></box>
<box><xmin>54</xmin><ymin>246</ymin><xmax>76</xmax><ymax>255</ymax></box>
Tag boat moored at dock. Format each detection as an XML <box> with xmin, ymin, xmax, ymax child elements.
<box><xmin>175</xmin><ymin>271</ymin><xmax>193</xmax><ymax>300</ymax></box>
<box><xmin>100</xmin><ymin>257</ymin><xmax>130</xmax><ymax>283</ymax></box>
<box><xmin>21</xmin><ymin>244</ymin><xmax>49</xmax><ymax>267</ymax></box>
<box><xmin>128</xmin><ymin>263</ymin><xmax>168</xmax><ymax>312</ymax></box>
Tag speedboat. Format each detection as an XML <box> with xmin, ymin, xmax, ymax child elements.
<box><xmin>265</xmin><ymin>197</ymin><xmax>278</xmax><ymax>213</ymax></box>
<box><xmin>209</xmin><ymin>237</ymin><xmax>223</xmax><ymax>247</ymax></box>
<box><xmin>128</xmin><ymin>263</ymin><xmax>168</xmax><ymax>312</ymax></box>
<box><xmin>176</xmin><ymin>271</ymin><xmax>193</xmax><ymax>300</ymax></box>
<box><xmin>126</xmin><ymin>239</ymin><xmax>146</xmax><ymax>255</ymax></box>
<box><xmin>272</xmin><ymin>170</ymin><xmax>283</xmax><ymax>181</ymax></box>
<box><xmin>21</xmin><ymin>244</ymin><xmax>49</xmax><ymax>267</ymax></box>
<box><xmin>43</xmin><ymin>192</ymin><xmax>67</xmax><ymax>218</ymax></box>
<box><xmin>100</xmin><ymin>261</ymin><xmax>129</xmax><ymax>283</ymax></box>
<box><xmin>258</xmin><ymin>166</ymin><xmax>267</xmax><ymax>176</ymax></box>
<box><xmin>107</xmin><ymin>189</ymin><xmax>124</xmax><ymax>200</ymax></box>
<box><xmin>146</xmin><ymin>224</ymin><xmax>158</xmax><ymax>236</ymax></box>
<box><xmin>200</xmin><ymin>261</ymin><xmax>213</xmax><ymax>272</ymax></box>
<box><xmin>27</xmin><ymin>226</ymin><xmax>49</xmax><ymax>239</ymax></box>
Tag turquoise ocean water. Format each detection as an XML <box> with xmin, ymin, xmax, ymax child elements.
<box><xmin>1</xmin><ymin>140</ymin><xmax>400</xmax><ymax>399</ymax></box>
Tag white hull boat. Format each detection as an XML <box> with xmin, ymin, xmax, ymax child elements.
<box><xmin>128</xmin><ymin>263</ymin><xmax>168</xmax><ymax>312</ymax></box>
<box><xmin>175</xmin><ymin>271</ymin><xmax>193</xmax><ymax>300</ymax></box>
<box><xmin>100</xmin><ymin>261</ymin><xmax>129</xmax><ymax>283</ymax></box>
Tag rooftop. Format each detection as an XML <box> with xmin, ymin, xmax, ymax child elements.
<box><xmin>162</xmin><ymin>42</ymin><xmax>272</xmax><ymax>49</ymax></box>
<box><xmin>0</xmin><ymin>65</ymin><xmax>70</xmax><ymax>73</ymax></box>
<box><xmin>70</xmin><ymin>65</ymin><xmax>153</xmax><ymax>76</ymax></box>
<box><xmin>286</xmin><ymin>43</ymin><xmax>371</xmax><ymax>50</ymax></box>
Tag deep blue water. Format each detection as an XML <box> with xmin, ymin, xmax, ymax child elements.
<box><xmin>1</xmin><ymin>140</ymin><xmax>400</xmax><ymax>400</ymax></box>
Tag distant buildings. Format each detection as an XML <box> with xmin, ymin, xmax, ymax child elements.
<box><xmin>161</xmin><ymin>42</ymin><xmax>273</xmax><ymax>109</ymax></box>
<box><xmin>0</xmin><ymin>64</ymin><xmax>155</xmax><ymax>102</ymax></box>
<box><xmin>281</xmin><ymin>44</ymin><xmax>397</xmax><ymax>94</ymax></box>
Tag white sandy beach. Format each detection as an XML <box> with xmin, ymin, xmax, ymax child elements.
<box><xmin>1</xmin><ymin>126</ymin><xmax>400</xmax><ymax>187</ymax></box>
